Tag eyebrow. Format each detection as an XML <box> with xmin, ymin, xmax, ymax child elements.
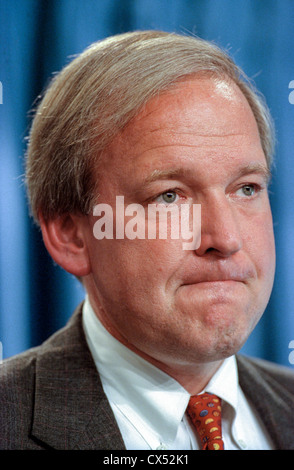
<box><xmin>236</xmin><ymin>163</ymin><xmax>272</xmax><ymax>184</ymax></box>
<box><xmin>143</xmin><ymin>163</ymin><xmax>271</xmax><ymax>186</ymax></box>
<box><xmin>143</xmin><ymin>168</ymin><xmax>187</xmax><ymax>185</ymax></box>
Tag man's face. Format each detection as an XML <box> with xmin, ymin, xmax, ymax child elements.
<box><xmin>83</xmin><ymin>77</ymin><xmax>275</xmax><ymax>371</ymax></box>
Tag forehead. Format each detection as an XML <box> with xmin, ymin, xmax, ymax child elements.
<box><xmin>120</xmin><ymin>77</ymin><xmax>258</xmax><ymax>140</ymax></box>
<box><xmin>101</xmin><ymin>77</ymin><xmax>265</xmax><ymax>181</ymax></box>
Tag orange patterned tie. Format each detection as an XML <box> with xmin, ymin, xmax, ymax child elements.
<box><xmin>187</xmin><ymin>392</ymin><xmax>224</xmax><ymax>450</ymax></box>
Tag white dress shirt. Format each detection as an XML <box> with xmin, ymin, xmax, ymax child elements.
<box><xmin>82</xmin><ymin>296</ymin><xmax>274</xmax><ymax>450</ymax></box>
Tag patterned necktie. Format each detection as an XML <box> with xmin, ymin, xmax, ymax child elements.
<box><xmin>187</xmin><ymin>392</ymin><xmax>224</xmax><ymax>450</ymax></box>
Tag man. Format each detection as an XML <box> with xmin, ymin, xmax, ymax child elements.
<box><xmin>1</xmin><ymin>30</ymin><xmax>294</xmax><ymax>450</ymax></box>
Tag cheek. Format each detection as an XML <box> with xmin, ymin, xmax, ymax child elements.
<box><xmin>243</xmin><ymin>210</ymin><xmax>276</xmax><ymax>284</ymax></box>
<box><xmin>88</xmin><ymin>236</ymin><xmax>183</xmax><ymax>295</ymax></box>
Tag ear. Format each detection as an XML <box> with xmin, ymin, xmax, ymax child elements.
<box><xmin>39</xmin><ymin>213</ymin><xmax>91</xmax><ymax>278</ymax></box>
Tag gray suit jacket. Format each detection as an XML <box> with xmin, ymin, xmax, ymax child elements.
<box><xmin>1</xmin><ymin>304</ymin><xmax>294</xmax><ymax>450</ymax></box>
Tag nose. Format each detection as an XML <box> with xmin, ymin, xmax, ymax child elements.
<box><xmin>195</xmin><ymin>194</ymin><xmax>242</xmax><ymax>258</ymax></box>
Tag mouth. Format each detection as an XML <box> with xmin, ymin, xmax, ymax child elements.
<box><xmin>182</xmin><ymin>279</ymin><xmax>247</xmax><ymax>291</ymax></box>
<box><xmin>190</xmin><ymin>274</ymin><xmax>247</xmax><ymax>281</ymax></box>
<box><xmin>174</xmin><ymin>259</ymin><xmax>256</xmax><ymax>294</ymax></box>
<box><xmin>180</xmin><ymin>265</ymin><xmax>255</xmax><ymax>288</ymax></box>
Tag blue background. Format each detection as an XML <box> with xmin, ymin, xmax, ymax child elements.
<box><xmin>0</xmin><ymin>0</ymin><xmax>294</xmax><ymax>366</ymax></box>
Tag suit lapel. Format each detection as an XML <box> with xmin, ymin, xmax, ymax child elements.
<box><xmin>237</xmin><ymin>355</ymin><xmax>294</xmax><ymax>450</ymax></box>
<box><xmin>31</xmin><ymin>305</ymin><xmax>125</xmax><ymax>450</ymax></box>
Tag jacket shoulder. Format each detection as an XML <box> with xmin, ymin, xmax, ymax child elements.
<box><xmin>0</xmin><ymin>306</ymin><xmax>83</xmax><ymax>449</ymax></box>
<box><xmin>0</xmin><ymin>347</ymin><xmax>42</xmax><ymax>449</ymax></box>
<box><xmin>237</xmin><ymin>354</ymin><xmax>294</xmax><ymax>395</ymax></box>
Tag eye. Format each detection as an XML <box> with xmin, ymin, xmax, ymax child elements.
<box><xmin>237</xmin><ymin>184</ymin><xmax>257</xmax><ymax>197</ymax></box>
<box><xmin>155</xmin><ymin>190</ymin><xmax>179</xmax><ymax>204</ymax></box>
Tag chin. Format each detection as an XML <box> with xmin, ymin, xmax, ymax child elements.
<box><xmin>185</xmin><ymin>311</ymin><xmax>261</xmax><ymax>363</ymax></box>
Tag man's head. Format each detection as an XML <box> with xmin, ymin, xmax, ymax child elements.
<box><xmin>26</xmin><ymin>30</ymin><xmax>274</xmax><ymax>223</ymax></box>
<box><xmin>25</xmin><ymin>31</ymin><xmax>276</xmax><ymax>385</ymax></box>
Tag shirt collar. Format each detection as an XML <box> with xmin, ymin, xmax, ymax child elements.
<box><xmin>204</xmin><ymin>354</ymin><xmax>239</xmax><ymax>412</ymax></box>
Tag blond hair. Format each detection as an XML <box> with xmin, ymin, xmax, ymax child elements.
<box><xmin>25</xmin><ymin>30</ymin><xmax>275</xmax><ymax>223</ymax></box>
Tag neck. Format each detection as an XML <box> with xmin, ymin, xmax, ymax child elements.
<box><xmin>131</xmin><ymin>350</ymin><xmax>224</xmax><ymax>395</ymax></box>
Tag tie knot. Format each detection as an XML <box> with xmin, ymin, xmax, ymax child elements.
<box><xmin>187</xmin><ymin>392</ymin><xmax>224</xmax><ymax>450</ymax></box>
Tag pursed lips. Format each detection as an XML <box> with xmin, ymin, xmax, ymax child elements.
<box><xmin>180</xmin><ymin>265</ymin><xmax>256</xmax><ymax>286</ymax></box>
